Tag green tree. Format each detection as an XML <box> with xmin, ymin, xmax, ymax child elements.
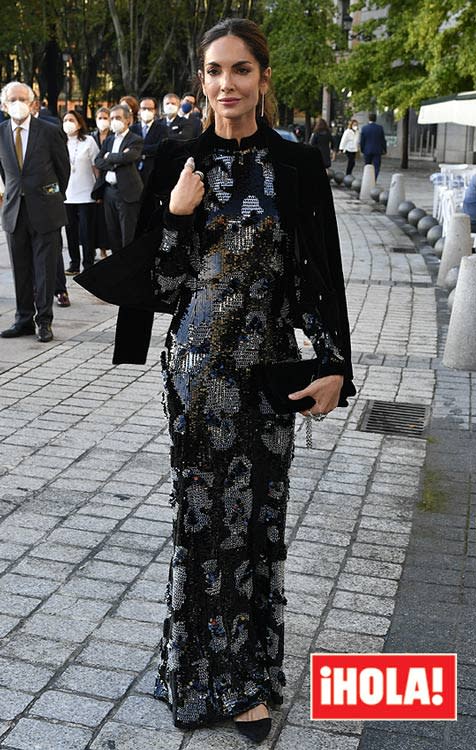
<box><xmin>264</xmin><ymin>0</ymin><xmax>341</xmax><ymax>137</ymax></box>
<box><xmin>51</xmin><ymin>0</ymin><xmax>113</xmax><ymax>114</ymax></box>
<box><xmin>409</xmin><ymin>0</ymin><xmax>476</xmax><ymax>96</ymax></box>
<box><xmin>336</xmin><ymin>0</ymin><xmax>427</xmax><ymax>167</ymax></box>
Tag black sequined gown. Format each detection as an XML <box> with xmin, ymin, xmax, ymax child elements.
<box><xmin>152</xmin><ymin>130</ymin><xmax>343</xmax><ymax>728</ymax></box>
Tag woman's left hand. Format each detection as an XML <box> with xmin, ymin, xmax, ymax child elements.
<box><xmin>288</xmin><ymin>374</ymin><xmax>344</xmax><ymax>416</ymax></box>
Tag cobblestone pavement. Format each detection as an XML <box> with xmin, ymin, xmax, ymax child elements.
<box><xmin>0</xmin><ymin>164</ymin><xmax>473</xmax><ymax>749</ymax></box>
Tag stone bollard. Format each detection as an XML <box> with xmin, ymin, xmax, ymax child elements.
<box><xmin>436</xmin><ymin>212</ymin><xmax>473</xmax><ymax>286</ymax></box>
<box><xmin>443</xmin><ymin>254</ymin><xmax>476</xmax><ymax>370</ymax></box>
<box><xmin>386</xmin><ymin>173</ymin><xmax>405</xmax><ymax>216</ymax></box>
<box><xmin>360</xmin><ymin>164</ymin><xmax>375</xmax><ymax>201</ymax></box>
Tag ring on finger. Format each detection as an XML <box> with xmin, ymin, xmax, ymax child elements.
<box><xmin>309</xmin><ymin>410</ymin><xmax>326</xmax><ymax>421</ymax></box>
<box><xmin>195</xmin><ymin>170</ymin><xmax>205</xmax><ymax>182</ymax></box>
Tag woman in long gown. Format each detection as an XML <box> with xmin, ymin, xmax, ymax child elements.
<box><xmin>149</xmin><ymin>18</ymin><xmax>354</xmax><ymax>742</ymax></box>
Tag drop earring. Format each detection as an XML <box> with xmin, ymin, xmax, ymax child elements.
<box><xmin>203</xmin><ymin>94</ymin><xmax>208</xmax><ymax>120</ymax></box>
<box><xmin>260</xmin><ymin>92</ymin><xmax>265</xmax><ymax>118</ymax></box>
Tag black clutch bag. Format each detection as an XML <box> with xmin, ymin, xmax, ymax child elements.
<box><xmin>253</xmin><ymin>359</ymin><xmax>320</xmax><ymax>414</ymax></box>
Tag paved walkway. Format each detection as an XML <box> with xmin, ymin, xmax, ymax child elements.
<box><xmin>0</xmin><ymin>163</ymin><xmax>473</xmax><ymax>749</ymax></box>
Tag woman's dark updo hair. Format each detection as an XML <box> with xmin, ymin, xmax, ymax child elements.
<box><xmin>198</xmin><ymin>18</ymin><xmax>276</xmax><ymax>128</ymax></box>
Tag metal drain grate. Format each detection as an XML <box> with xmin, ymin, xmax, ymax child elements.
<box><xmin>359</xmin><ymin>400</ymin><xmax>429</xmax><ymax>437</ymax></box>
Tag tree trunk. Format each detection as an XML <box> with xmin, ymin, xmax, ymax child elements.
<box><xmin>108</xmin><ymin>0</ymin><xmax>132</xmax><ymax>91</ymax></box>
<box><xmin>400</xmin><ymin>108</ymin><xmax>409</xmax><ymax>170</ymax></box>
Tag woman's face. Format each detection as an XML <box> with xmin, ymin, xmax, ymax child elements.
<box><xmin>200</xmin><ymin>35</ymin><xmax>270</xmax><ymax>125</ymax></box>
<box><xmin>63</xmin><ymin>113</ymin><xmax>79</xmax><ymax>132</ymax></box>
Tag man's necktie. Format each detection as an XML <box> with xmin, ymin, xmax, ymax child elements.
<box><xmin>142</xmin><ymin>124</ymin><xmax>147</xmax><ymax>139</ymax></box>
<box><xmin>15</xmin><ymin>127</ymin><xmax>23</xmax><ymax>170</ymax></box>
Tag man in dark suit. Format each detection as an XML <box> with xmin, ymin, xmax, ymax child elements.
<box><xmin>0</xmin><ymin>81</ymin><xmax>70</xmax><ymax>342</ymax></box>
<box><xmin>131</xmin><ymin>97</ymin><xmax>168</xmax><ymax>187</ymax></box>
<box><xmin>159</xmin><ymin>93</ymin><xmax>194</xmax><ymax>141</ymax></box>
<box><xmin>92</xmin><ymin>104</ymin><xmax>144</xmax><ymax>253</ymax></box>
<box><xmin>31</xmin><ymin>98</ymin><xmax>61</xmax><ymax>127</ymax></box>
<box><xmin>359</xmin><ymin>113</ymin><xmax>387</xmax><ymax>180</ymax></box>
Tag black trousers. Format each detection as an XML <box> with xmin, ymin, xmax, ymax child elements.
<box><xmin>103</xmin><ymin>185</ymin><xmax>140</xmax><ymax>252</ymax></box>
<box><xmin>6</xmin><ymin>199</ymin><xmax>62</xmax><ymax>327</ymax></box>
<box><xmin>65</xmin><ymin>202</ymin><xmax>96</xmax><ymax>270</ymax></box>
<box><xmin>345</xmin><ymin>151</ymin><xmax>357</xmax><ymax>176</ymax></box>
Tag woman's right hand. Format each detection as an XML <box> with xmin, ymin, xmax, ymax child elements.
<box><xmin>169</xmin><ymin>156</ymin><xmax>205</xmax><ymax>216</ymax></box>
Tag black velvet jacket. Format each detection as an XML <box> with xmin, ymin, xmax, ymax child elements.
<box><xmin>75</xmin><ymin>122</ymin><xmax>356</xmax><ymax>406</ymax></box>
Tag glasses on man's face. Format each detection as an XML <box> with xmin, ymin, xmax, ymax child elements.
<box><xmin>140</xmin><ymin>106</ymin><xmax>155</xmax><ymax>111</ymax></box>
<box><xmin>7</xmin><ymin>97</ymin><xmax>29</xmax><ymax>103</ymax></box>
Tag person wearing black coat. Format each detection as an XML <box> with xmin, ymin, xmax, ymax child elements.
<box><xmin>309</xmin><ymin>117</ymin><xmax>334</xmax><ymax>170</ymax></box>
<box><xmin>78</xmin><ymin>123</ymin><xmax>354</xmax><ymax>403</ymax></box>
<box><xmin>75</xmin><ymin>17</ymin><xmax>355</xmax><ymax>741</ymax></box>
<box><xmin>92</xmin><ymin>104</ymin><xmax>144</xmax><ymax>252</ymax></box>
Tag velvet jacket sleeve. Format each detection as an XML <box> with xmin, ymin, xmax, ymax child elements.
<box><xmin>292</xmin><ymin>144</ymin><xmax>355</xmax><ymax>404</ymax></box>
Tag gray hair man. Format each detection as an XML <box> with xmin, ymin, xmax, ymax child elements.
<box><xmin>0</xmin><ymin>81</ymin><xmax>70</xmax><ymax>342</ymax></box>
<box><xmin>92</xmin><ymin>104</ymin><xmax>144</xmax><ymax>252</ymax></box>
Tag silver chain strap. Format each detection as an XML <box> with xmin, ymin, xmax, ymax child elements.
<box><xmin>306</xmin><ymin>413</ymin><xmax>313</xmax><ymax>449</ymax></box>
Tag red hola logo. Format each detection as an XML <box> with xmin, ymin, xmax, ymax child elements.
<box><xmin>310</xmin><ymin>654</ymin><xmax>457</xmax><ymax>720</ymax></box>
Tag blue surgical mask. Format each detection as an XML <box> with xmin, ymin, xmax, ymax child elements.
<box><xmin>181</xmin><ymin>101</ymin><xmax>192</xmax><ymax>114</ymax></box>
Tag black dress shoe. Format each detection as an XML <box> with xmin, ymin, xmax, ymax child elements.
<box><xmin>234</xmin><ymin>717</ymin><xmax>271</xmax><ymax>743</ymax></box>
<box><xmin>65</xmin><ymin>266</ymin><xmax>80</xmax><ymax>276</ymax></box>
<box><xmin>234</xmin><ymin>704</ymin><xmax>271</xmax><ymax>743</ymax></box>
<box><xmin>0</xmin><ymin>323</ymin><xmax>36</xmax><ymax>338</ymax></box>
<box><xmin>37</xmin><ymin>324</ymin><xmax>53</xmax><ymax>342</ymax></box>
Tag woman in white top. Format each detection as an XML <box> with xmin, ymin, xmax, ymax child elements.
<box><xmin>338</xmin><ymin>118</ymin><xmax>360</xmax><ymax>176</ymax></box>
<box><xmin>62</xmin><ymin>110</ymin><xmax>99</xmax><ymax>274</ymax></box>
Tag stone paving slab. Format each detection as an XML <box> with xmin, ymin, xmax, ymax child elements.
<box><xmin>0</xmin><ymin>162</ymin><xmax>473</xmax><ymax>749</ymax></box>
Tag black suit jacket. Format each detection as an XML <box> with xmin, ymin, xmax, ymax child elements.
<box><xmin>92</xmin><ymin>130</ymin><xmax>144</xmax><ymax>203</ymax></box>
<box><xmin>130</xmin><ymin>119</ymin><xmax>168</xmax><ymax>185</ymax></box>
<box><xmin>75</xmin><ymin>122</ymin><xmax>356</xmax><ymax>405</ymax></box>
<box><xmin>159</xmin><ymin>115</ymin><xmax>195</xmax><ymax>141</ymax></box>
<box><xmin>0</xmin><ymin>116</ymin><xmax>70</xmax><ymax>234</ymax></box>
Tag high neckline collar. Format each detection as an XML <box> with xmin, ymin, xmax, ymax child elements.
<box><xmin>211</xmin><ymin>120</ymin><xmax>267</xmax><ymax>151</ymax></box>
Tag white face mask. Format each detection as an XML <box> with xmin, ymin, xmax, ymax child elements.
<box><xmin>110</xmin><ymin>119</ymin><xmax>126</xmax><ymax>134</ymax></box>
<box><xmin>8</xmin><ymin>100</ymin><xmax>30</xmax><ymax>121</ymax></box>
<box><xmin>96</xmin><ymin>117</ymin><xmax>110</xmax><ymax>131</ymax></box>
<box><xmin>140</xmin><ymin>109</ymin><xmax>155</xmax><ymax>123</ymax></box>
<box><xmin>163</xmin><ymin>102</ymin><xmax>178</xmax><ymax>116</ymax></box>
<box><xmin>352</xmin><ymin>125</ymin><xmax>358</xmax><ymax>131</ymax></box>
<box><xmin>63</xmin><ymin>121</ymin><xmax>78</xmax><ymax>136</ymax></box>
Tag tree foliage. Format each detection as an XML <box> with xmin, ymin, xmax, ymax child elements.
<box><xmin>337</xmin><ymin>0</ymin><xmax>476</xmax><ymax>118</ymax></box>
<box><xmin>264</xmin><ymin>0</ymin><xmax>341</xmax><ymax>114</ymax></box>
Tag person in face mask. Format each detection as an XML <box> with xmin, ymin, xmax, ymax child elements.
<box><xmin>159</xmin><ymin>93</ymin><xmax>194</xmax><ymax>141</ymax></box>
<box><xmin>92</xmin><ymin>104</ymin><xmax>144</xmax><ymax>253</ymax></box>
<box><xmin>338</xmin><ymin>118</ymin><xmax>360</xmax><ymax>176</ymax></box>
<box><xmin>91</xmin><ymin>107</ymin><xmax>111</xmax><ymax>258</ymax></box>
<box><xmin>130</xmin><ymin>97</ymin><xmax>168</xmax><ymax>186</ymax></box>
<box><xmin>62</xmin><ymin>110</ymin><xmax>99</xmax><ymax>282</ymax></box>
<box><xmin>0</xmin><ymin>81</ymin><xmax>70</xmax><ymax>343</ymax></box>
<box><xmin>92</xmin><ymin>107</ymin><xmax>111</xmax><ymax>148</ymax></box>
<box><xmin>179</xmin><ymin>93</ymin><xmax>202</xmax><ymax>137</ymax></box>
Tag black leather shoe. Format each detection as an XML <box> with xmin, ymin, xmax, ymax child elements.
<box><xmin>37</xmin><ymin>324</ymin><xmax>53</xmax><ymax>342</ymax></box>
<box><xmin>234</xmin><ymin>717</ymin><xmax>271</xmax><ymax>743</ymax></box>
<box><xmin>234</xmin><ymin>704</ymin><xmax>271</xmax><ymax>743</ymax></box>
<box><xmin>65</xmin><ymin>266</ymin><xmax>80</xmax><ymax>276</ymax></box>
<box><xmin>0</xmin><ymin>323</ymin><xmax>36</xmax><ymax>338</ymax></box>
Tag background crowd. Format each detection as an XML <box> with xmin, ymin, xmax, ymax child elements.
<box><xmin>0</xmin><ymin>77</ymin><xmax>386</xmax><ymax>345</ymax></box>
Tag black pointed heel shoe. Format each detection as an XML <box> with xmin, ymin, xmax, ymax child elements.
<box><xmin>234</xmin><ymin>716</ymin><xmax>271</xmax><ymax>743</ymax></box>
<box><xmin>234</xmin><ymin>704</ymin><xmax>271</xmax><ymax>743</ymax></box>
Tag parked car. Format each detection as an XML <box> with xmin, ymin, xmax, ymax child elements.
<box><xmin>273</xmin><ymin>127</ymin><xmax>299</xmax><ymax>143</ymax></box>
